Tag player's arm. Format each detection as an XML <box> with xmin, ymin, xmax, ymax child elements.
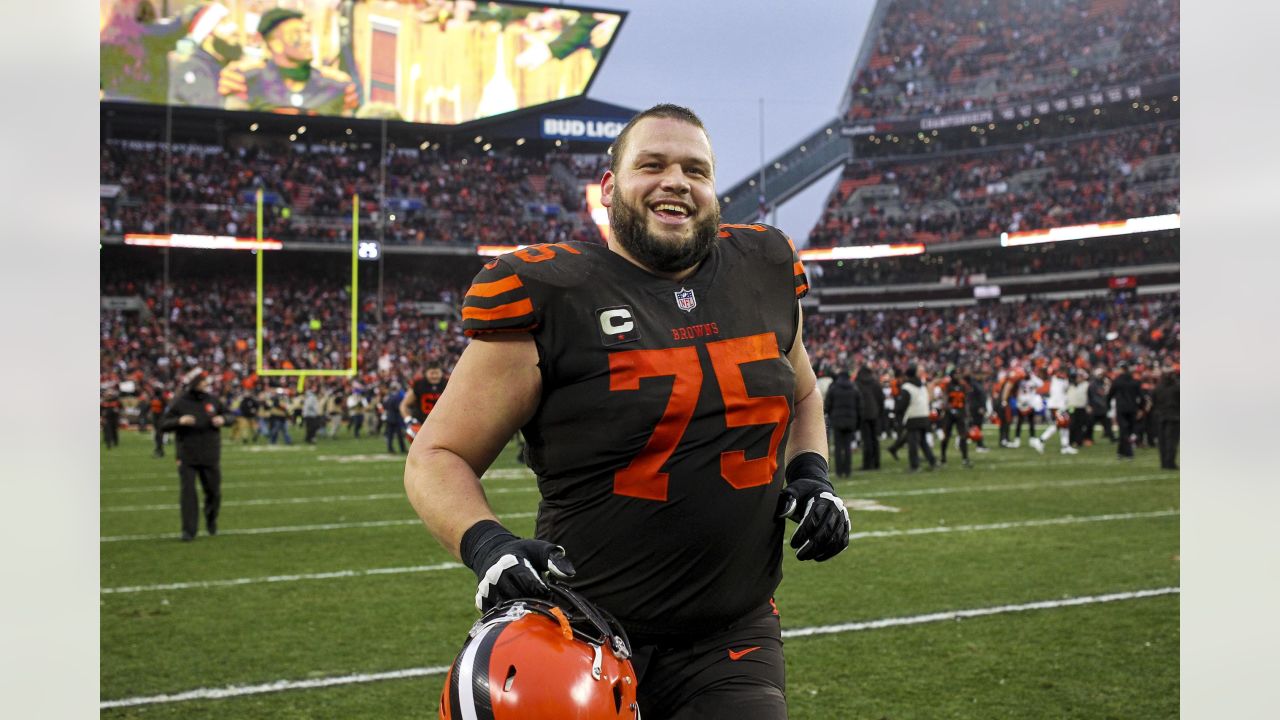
<box><xmin>398</xmin><ymin>388</ymin><xmax>416</xmax><ymax>421</ymax></box>
<box><xmin>785</xmin><ymin>307</ymin><xmax>827</xmax><ymax>463</ymax></box>
<box><xmin>779</xmin><ymin>305</ymin><xmax>849</xmax><ymax>562</ymax></box>
<box><xmin>404</xmin><ymin>333</ymin><xmax>574</xmax><ymax>611</ymax></box>
<box><xmin>404</xmin><ymin>336</ymin><xmax>537</xmax><ymax>556</ymax></box>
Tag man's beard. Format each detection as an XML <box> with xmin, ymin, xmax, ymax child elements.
<box><xmin>610</xmin><ymin>192</ymin><xmax>720</xmax><ymax>275</ymax></box>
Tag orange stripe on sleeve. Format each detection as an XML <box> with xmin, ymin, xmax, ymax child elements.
<box><xmin>466</xmin><ymin>274</ymin><xmax>524</xmax><ymax>298</ymax></box>
<box><xmin>793</xmin><ymin>261</ymin><xmax>805</xmax><ymax>276</ymax></box>
<box><xmin>462</xmin><ymin>298</ymin><xmax>534</xmax><ymax>322</ymax></box>
<box><xmin>795</xmin><ymin>284</ymin><xmax>809</xmax><ymax>297</ymax></box>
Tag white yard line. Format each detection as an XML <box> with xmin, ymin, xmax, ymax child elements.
<box><xmin>850</xmin><ymin>510</ymin><xmax>1177</xmax><ymax>539</ymax></box>
<box><xmin>781</xmin><ymin>587</ymin><xmax>1179</xmax><ymax>639</ymax></box>
<box><xmin>101</xmin><ymin>473</ymin><xmax>1170</xmax><ymax>514</ymax></box>
<box><xmin>101</xmin><ymin>510</ymin><xmax>1176</xmax><ymax>591</ymax></box>
<box><xmin>100</xmin><ymin>512</ymin><xmax>539</xmax><ymax>543</ymax></box>
<box><xmin>102</xmin><ymin>468</ymin><xmax>533</xmax><ymax>494</ymax></box>
<box><xmin>100</xmin><ymin>587</ymin><xmax>1179</xmax><ymax>709</ymax></box>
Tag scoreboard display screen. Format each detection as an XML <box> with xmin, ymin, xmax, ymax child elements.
<box><xmin>99</xmin><ymin>0</ymin><xmax>624</xmax><ymax>124</ymax></box>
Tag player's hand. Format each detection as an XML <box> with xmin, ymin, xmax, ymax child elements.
<box><xmin>776</xmin><ymin>453</ymin><xmax>850</xmax><ymax>562</ymax></box>
<box><xmin>179</xmin><ymin>415</ymin><xmax>197</xmax><ymax>426</ymax></box>
<box><xmin>461</xmin><ymin>520</ymin><xmax>576</xmax><ymax>612</ymax></box>
<box><xmin>212</xmin><ymin>416</ymin><xmax>225</xmax><ymax>427</ymax></box>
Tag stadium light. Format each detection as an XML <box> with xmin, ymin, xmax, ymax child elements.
<box><xmin>124</xmin><ymin>233</ymin><xmax>282</xmax><ymax>251</ymax></box>
<box><xmin>1000</xmin><ymin>214</ymin><xmax>1181</xmax><ymax>247</ymax></box>
<box><xmin>476</xmin><ymin>244</ymin><xmax>529</xmax><ymax>257</ymax></box>
<box><xmin>799</xmin><ymin>243</ymin><xmax>925</xmax><ymax>262</ymax></box>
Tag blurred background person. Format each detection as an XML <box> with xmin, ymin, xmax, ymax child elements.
<box><xmin>893</xmin><ymin>365</ymin><xmax>937</xmax><ymax>472</ymax></box>
<box><xmin>856</xmin><ymin>366</ymin><xmax>884</xmax><ymax>470</ymax></box>
<box><xmin>824</xmin><ymin>368</ymin><xmax>860</xmax><ymax>478</ymax></box>
<box><xmin>400</xmin><ymin>362</ymin><xmax>448</xmax><ymax>444</ymax></box>
<box><xmin>302</xmin><ymin>385</ymin><xmax>323</xmax><ymax>444</ymax></box>
<box><xmin>1152</xmin><ymin>366</ymin><xmax>1180</xmax><ymax>470</ymax></box>
<box><xmin>266</xmin><ymin>388</ymin><xmax>293</xmax><ymax>445</ymax></box>
<box><xmin>167</xmin><ymin>2</ymin><xmax>241</xmax><ymax>108</ymax></box>
<box><xmin>1108</xmin><ymin>361</ymin><xmax>1142</xmax><ymax>461</ymax></box>
<box><xmin>382</xmin><ymin>383</ymin><xmax>407</xmax><ymax>454</ymax></box>
<box><xmin>1087</xmin><ymin>366</ymin><xmax>1116</xmax><ymax>446</ymax></box>
<box><xmin>1066</xmin><ymin>368</ymin><xmax>1092</xmax><ymax>449</ymax></box>
<box><xmin>101</xmin><ymin>389</ymin><xmax>122</xmax><ymax>450</ymax></box>
<box><xmin>159</xmin><ymin>368</ymin><xmax>228</xmax><ymax>542</ymax></box>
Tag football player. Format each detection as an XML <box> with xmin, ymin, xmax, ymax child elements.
<box><xmin>399</xmin><ymin>362</ymin><xmax>448</xmax><ymax>444</ymax></box>
<box><xmin>1029</xmin><ymin>363</ymin><xmax>1077</xmax><ymax>455</ymax></box>
<box><xmin>937</xmin><ymin>370</ymin><xmax>972</xmax><ymax>467</ymax></box>
<box><xmin>405</xmin><ymin>104</ymin><xmax>849</xmax><ymax>719</ymax></box>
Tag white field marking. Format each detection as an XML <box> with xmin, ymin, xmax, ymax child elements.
<box><xmin>101</xmin><ymin>562</ymin><xmax>466</xmax><ymax>594</ymax></box>
<box><xmin>844</xmin><ymin>473</ymin><xmax>1170</xmax><ymax>498</ymax></box>
<box><xmin>103</xmin><ymin>486</ymin><xmax>542</xmax><ymax>513</ymax></box>
<box><xmin>102</xmin><ymin>492</ymin><xmax>407</xmax><ymax>512</ymax></box>
<box><xmin>100</xmin><ymin>512</ymin><xmax>538</xmax><ymax>543</ymax></box>
<box><xmin>846</xmin><ymin>499</ymin><xmax>900</xmax><ymax>512</ymax></box>
<box><xmin>102</xmin><ymin>473</ymin><xmax>1167</xmax><ymax>514</ymax></box>
<box><xmin>99</xmin><ymin>665</ymin><xmax>453</xmax><ymax>709</ymax></box>
<box><xmin>849</xmin><ymin>509</ymin><xmax>1177</xmax><ymax>540</ymax></box>
<box><xmin>102</xmin><ymin>468</ymin><xmax>533</xmax><ymax>495</ymax></box>
<box><xmin>781</xmin><ymin>587</ymin><xmax>1180</xmax><ymax>639</ymax></box>
<box><xmin>100</xmin><ymin>509</ymin><xmax>1168</xmax><ymax>587</ymax></box>
<box><xmin>237</xmin><ymin>445</ymin><xmax>311</xmax><ymax>453</ymax></box>
<box><xmin>316</xmin><ymin>454</ymin><xmax>413</xmax><ymax>463</ymax></box>
<box><xmin>100</xmin><ymin>587</ymin><xmax>1179</xmax><ymax>709</ymax></box>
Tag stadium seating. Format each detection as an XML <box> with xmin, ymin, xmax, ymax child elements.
<box><xmin>847</xmin><ymin>0</ymin><xmax>1180</xmax><ymax>120</ymax></box>
<box><xmin>808</xmin><ymin>122</ymin><xmax>1178</xmax><ymax>247</ymax></box>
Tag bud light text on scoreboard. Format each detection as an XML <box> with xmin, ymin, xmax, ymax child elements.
<box><xmin>358</xmin><ymin>241</ymin><xmax>381</xmax><ymax>260</ymax></box>
<box><xmin>541</xmin><ymin>116</ymin><xmax>628</xmax><ymax>141</ymax></box>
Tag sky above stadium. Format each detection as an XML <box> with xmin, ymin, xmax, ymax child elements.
<box><xmin>583</xmin><ymin>0</ymin><xmax>878</xmax><ymax>245</ymax></box>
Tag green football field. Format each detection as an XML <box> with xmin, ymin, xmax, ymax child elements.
<box><xmin>100</xmin><ymin>426</ymin><xmax>1178</xmax><ymax>718</ymax></box>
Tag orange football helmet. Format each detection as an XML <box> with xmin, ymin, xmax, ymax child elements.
<box><xmin>967</xmin><ymin>426</ymin><xmax>983</xmax><ymax>442</ymax></box>
<box><xmin>439</xmin><ymin>584</ymin><xmax>639</xmax><ymax>720</ymax></box>
<box><xmin>1055</xmin><ymin>411</ymin><xmax>1071</xmax><ymax>429</ymax></box>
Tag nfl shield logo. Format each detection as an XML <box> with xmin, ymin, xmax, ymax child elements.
<box><xmin>674</xmin><ymin>288</ymin><xmax>697</xmax><ymax>312</ymax></box>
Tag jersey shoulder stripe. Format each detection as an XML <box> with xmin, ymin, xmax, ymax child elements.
<box><xmin>461</xmin><ymin>258</ymin><xmax>538</xmax><ymax>336</ymax></box>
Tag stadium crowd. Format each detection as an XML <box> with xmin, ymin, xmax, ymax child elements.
<box><xmin>808</xmin><ymin>122</ymin><xmax>1178</xmax><ymax>247</ymax></box>
<box><xmin>101</xmin><ymin>254</ymin><xmax>1178</xmax><ymax>458</ymax></box>
<box><xmin>100</xmin><ymin>141</ymin><xmax>602</xmax><ymax>246</ymax></box>
<box><xmin>846</xmin><ymin>0</ymin><xmax>1180</xmax><ymax>120</ymax></box>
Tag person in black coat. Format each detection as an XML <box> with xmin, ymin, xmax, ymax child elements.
<box><xmin>1107</xmin><ymin>362</ymin><xmax>1143</xmax><ymax>460</ymax></box>
<box><xmin>159</xmin><ymin>368</ymin><xmax>230</xmax><ymax>541</ymax></box>
<box><xmin>824</xmin><ymin>369</ymin><xmax>860</xmax><ymax>478</ymax></box>
<box><xmin>1087</xmin><ymin>368</ymin><xmax>1115</xmax><ymax>444</ymax></box>
<box><xmin>855</xmin><ymin>366</ymin><xmax>883</xmax><ymax>470</ymax></box>
<box><xmin>1151</xmin><ymin>369</ymin><xmax>1179</xmax><ymax>470</ymax></box>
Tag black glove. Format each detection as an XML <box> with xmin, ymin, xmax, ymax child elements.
<box><xmin>776</xmin><ymin>452</ymin><xmax>850</xmax><ymax>562</ymax></box>
<box><xmin>460</xmin><ymin>520</ymin><xmax>576</xmax><ymax>612</ymax></box>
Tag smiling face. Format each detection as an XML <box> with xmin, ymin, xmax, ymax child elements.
<box><xmin>268</xmin><ymin>18</ymin><xmax>313</xmax><ymax>67</ymax></box>
<box><xmin>601</xmin><ymin>116</ymin><xmax>720</xmax><ymax>277</ymax></box>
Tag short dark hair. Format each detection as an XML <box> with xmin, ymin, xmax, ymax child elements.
<box><xmin>608</xmin><ymin>103</ymin><xmax>711</xmax><ymax>174</ymax></box>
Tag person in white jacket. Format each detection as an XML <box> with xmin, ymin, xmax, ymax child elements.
<box><xmin>1030</xmin><ymin>365</ymin><xmax>1077</xmax><ymax>455</ymax></box>
<box><xmin>891</xmin><ymin>365</ymin><xmax>937</xmax><ymax>471</ymax></box>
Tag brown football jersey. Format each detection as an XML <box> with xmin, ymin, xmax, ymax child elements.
<box><xmin>461</xmin><ymin>224</ymin><xmax>808</xmax><ymax>639</ymax></box>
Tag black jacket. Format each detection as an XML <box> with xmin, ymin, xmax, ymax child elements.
<box><xmin>855</xmin><ymin>368</ymin><xmax>882</xmax><ymax>421</ymax></box>
<box><xmin>1152</xmin><ymin>377</ymin><xmax>1179</xmax><ymax>422</ymax></box>
<box><xmin>1107</xmin><ymin>372</ymin><xmax>1143</xmax><ymax>414</ymax></box>
<box><xmin>824</xmin><ymin>375</ymin><xmax>860</xmax><ymax>431</ymax></box>
<box><xmin>160</xmin><ymin>388</ymin><xmax>229</xmax><ymax>465</ymax></box>
<box><xmin>1088</xmin><ymin>378</ymin><xmax>1109</xmax><ymax>414</ymax></box>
